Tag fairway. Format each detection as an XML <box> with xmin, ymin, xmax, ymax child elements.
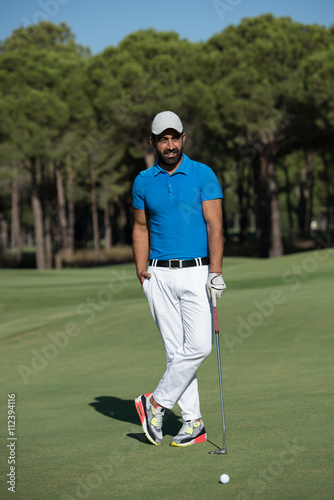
<box><xmin>0</xmin><ymin>249</ymin><xmax>333</xmax><ymax>499</ymax></box>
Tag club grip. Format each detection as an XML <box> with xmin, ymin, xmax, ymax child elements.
<box><xmin>213</xmin><ymin>307</ymin><xmax>219</xmax><ymax>333</ymax></box>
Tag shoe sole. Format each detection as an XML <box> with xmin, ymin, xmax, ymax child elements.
<box><xmin>170</xmin><ymin>432</ymin><xmax>207</xmax><ymax>447</ymax></box>
<box><xmin>134</xmin><ymin>393</ymin><xmax>162</xmax><ymax>446</ymax></box>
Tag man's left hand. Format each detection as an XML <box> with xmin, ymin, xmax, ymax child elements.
<box><xmin>207</xmin><ymin>273</ymin><xmax>226</xmax><ymax>307</ymax></box>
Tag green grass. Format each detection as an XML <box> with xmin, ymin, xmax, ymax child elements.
<box><xmin>0</xmin><ymin>250</ymin><xmax>333</xmax><ymax>499</ymax></box>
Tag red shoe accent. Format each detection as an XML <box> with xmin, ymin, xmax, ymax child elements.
<box><xmin>134</xmin><ymin>393</ymin><xmax>152</xmax><ymax>425</ymax></box>
<box><xmin>194</xmin><ymin>433</ymin><xmax>207</xmax><ymax>444</ymax></box>
<box><xmin>135</xmin><ymin>398</ymin><xmax>145</xmax><ymax>424</ymax></box>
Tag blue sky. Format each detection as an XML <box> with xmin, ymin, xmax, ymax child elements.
<box><xmin>1</xmin><ymin>0</ymin><xmax>333</xmax><ymax>54</ymax></box>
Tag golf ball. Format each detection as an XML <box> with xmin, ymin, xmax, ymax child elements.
<box><xmin>219</xmin><ymin>474</ymin><xmax>230</xmax><ymax>484</ymax></box>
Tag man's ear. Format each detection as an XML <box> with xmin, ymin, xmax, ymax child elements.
<box><xmin>150</xmin><ymin>135</ymin><xmax>155</xmax><ymax>148</ymax></box>
<box><xmin>182</xmin><ymin>132</ymin><xmax>186</xmax><ymax>143</ymax></box>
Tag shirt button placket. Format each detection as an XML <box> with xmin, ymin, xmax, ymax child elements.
<box><xmin>168</xmin><ymin>177</ymin><xmax>173</xmax><ymax>201</ymax></box>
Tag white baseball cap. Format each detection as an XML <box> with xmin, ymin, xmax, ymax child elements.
<box><xmin>151</xmin><ymin>111</ymin><xmax>183</xmax><ymax>135</ymax></box>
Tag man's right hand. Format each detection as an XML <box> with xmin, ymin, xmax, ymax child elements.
<box><xmin>138</xmin><ymin>270</ymin><xmax>151</xmax><ymax>286</ymax></box>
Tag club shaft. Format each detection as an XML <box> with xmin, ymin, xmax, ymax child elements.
<box><xmin>213</xmin><ymin>307</ymin><xmax>226</xmax><ymax>449</ymax></box>
<box><xmin>216</xmin><ymin>333</ymin><xmax>226</xmax><ymax>448</ymax></box>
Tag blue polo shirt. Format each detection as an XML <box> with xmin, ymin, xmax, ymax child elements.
<box><xmin>132</xmin><ymin>154</ymin><xmax>223</xmax><ymax>260</ymax></box>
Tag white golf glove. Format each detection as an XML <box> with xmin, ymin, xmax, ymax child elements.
<box><xmin>206</xmin><ymin>273</ymin><xmax>226</xmax><ymax>307</ymax></box>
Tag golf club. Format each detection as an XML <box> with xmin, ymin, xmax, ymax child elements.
<box><xmin>209</xmin><ymin>306</ymin><xmax>227</xmax><ymax>455</ymax></box>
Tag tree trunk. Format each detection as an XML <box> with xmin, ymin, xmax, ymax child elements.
<box><xmin>31</xmin><ymin>161</ymin><xmax>45</xmax><ymax>270</ymax></box>
<box><xmin>55</xmin><ymin>164</ymin><xmax>68</xmax><ymax>249</ymax></box>
<box><xmin>282</xmin><ymin>159</ymin><xmax>295</xmax><ymax>240</ymax></box>
<box><xmin>111</xmin><ymin>198</ymin><xmax>118</xmax><ymax>245</ymax></box>
<box><xmin>119</xmin><ymin>200</ymin><xmax>127</xmax><ymax>244</ymax></box>
<box><xmin>253</xmin><ymin>152</ymin><xmax>271</xmax><ymax>258</ymax></box>
<box><xmin>237</xmin><ymin>162</ymin><xmax>249</xmax><ymax>245</ymax></box>
<box><xmin>322</xmin><ymin>152</ymin><xmax>333</xmax><ymax>243</ymax></box>
<box><xmin>25</xmin><ymin>229</ymin><xmax>34</xmax><ymax>248</ymax></box>
<box><xmin>11</xmin><ymin>162</ymin><xmax>22</xmax><ymax>260</ymax></box>
<box><xmin>297</xmin><ymin>161</ymin><xmax>308</xmax><ymax>238</ymax></box>
<box><xmin>66</xmin><ymin>165</ymin><xmax>75</xmax><ymax>255</ymax></box>
<box><xmin>245</xmin><ymin>164</ymin><xmax>252</xmax><ymax>238</ymax></box>
<box><xmin>268</xmin><ymin>156</ymin><xmax>283</xmax><ymax>258</ymax></box>
<box><xmin>44</xmin><ymin>208</ymin><xmax>53</xmax><ymax>269</ymax></box>
<box><xmin>90</xmin><ymin>162</ymin><xmax>100</xmax><ymax>252</ymax></box>
<box><xmin>104</xmin><ymin>200</ymin><xmax>111</xmax><ymax>250</ymax></box>
<box><xmin>0</xmin><ymin>211</ymin><xmax>8</xmax><ymax>257</ymax></box>
<box><xmin>41</xmin><ymin>163</ymin><xmax>52</xmax><ymax>269</ymax></box>
<box><xmin>297</xmin><ymin>151</ymin><xmax>315</xmax><ymax>238</ymax></box>
<box><xmin>124</xmin><ymin>195</ymin><xmax>133</xmax><ymax>245</ymax></box>
<box><xmin>306</xmin><ymin>151</ymin><xmax>315</xmax><ymax>238</ymax></box>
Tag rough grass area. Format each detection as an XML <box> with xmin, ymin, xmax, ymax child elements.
<box><xmin>1</xmin><ymin>232</ymin><xmax>329</xmax><ymax>269</ymax></box>
<box><xmin>60</xmin><ymin>245</ymin><xmax>134</xmax><ymax>267</ymax></box>
<box><xmin>0</xmin><ymin>249</ymin><xmax>333</xmax><ymax>499</ymax></box>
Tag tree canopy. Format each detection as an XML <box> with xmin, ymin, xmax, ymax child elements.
<box><xmin>0</xmin><ymin>16</ymin><xmax>333</xmax><ymax>268</ymax></box>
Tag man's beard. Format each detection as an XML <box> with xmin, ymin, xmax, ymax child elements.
<box><xmin>156</xmin><ymin>145</ymin><xmax>183</xmax><ymax>169</ymax></box>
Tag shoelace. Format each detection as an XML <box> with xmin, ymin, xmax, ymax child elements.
<box><xmin>178</xmin><ymin>420</ymin><xmax>199</xmax><ymax>435</ymax></box>
<box><xmin>151</xmin><ymin>406</ymin><xmax>165</xmax><ymax>430</ymax></box>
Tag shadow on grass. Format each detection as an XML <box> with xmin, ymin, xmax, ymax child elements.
<box><xmin>89</xmin><ymin>396</ymin><xmax>182</xmax><ymax>440</ymax></box>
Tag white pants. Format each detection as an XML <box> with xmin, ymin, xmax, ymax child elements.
<box><xmin>143</xmin><ymin>264</ymin><xmax>213</xmax><ymax>421</ymax></box>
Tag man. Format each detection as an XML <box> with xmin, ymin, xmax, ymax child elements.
<box><xmin>132</xmin><ymin>111</ymin><xmax>226</xmax><ymax>446</ymax></box>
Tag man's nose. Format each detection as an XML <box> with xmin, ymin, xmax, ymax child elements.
<box><xmin>166</xmin><ymin>138</ymin><xmax>174</xmax><ymax>150</ymax></box>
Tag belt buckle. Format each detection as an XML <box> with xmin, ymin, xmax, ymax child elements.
<box><xmin>169</xmin><ymin>259</ymin><xmax>182</xmax><ymax>269</ymax></box>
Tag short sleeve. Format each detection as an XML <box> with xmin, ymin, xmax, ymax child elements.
<box><xmin>199</xmin><ymin>165</ymin><xmax>223</xmax><ymax>201</ymax></box>
<box><xmin>132</xmin><ymin>174</ymin><xmax>145</xmax><ymax>210</ymax></box>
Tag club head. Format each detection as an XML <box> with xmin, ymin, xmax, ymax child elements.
<box><xmin>209</xmin><ymin>447</ymin><xmax>227</xmax><ymax>455</ymax></box>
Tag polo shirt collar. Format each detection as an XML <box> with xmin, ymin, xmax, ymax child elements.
<box><xmin>154</xmin><ymin>154</ymin><xmax>190</xmax><ymax>176</ymax></box>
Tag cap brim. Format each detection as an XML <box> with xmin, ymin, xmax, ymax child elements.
<box><xmin>152</xmin><ymin>125</ymin><xmax>183</xmax><ymax>135</ymax></box>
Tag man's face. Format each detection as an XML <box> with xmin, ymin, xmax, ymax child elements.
<box><xmin>152</xmin><ymin>128</ymin><xmax>185</xmax><ymax>169</ymax></box>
